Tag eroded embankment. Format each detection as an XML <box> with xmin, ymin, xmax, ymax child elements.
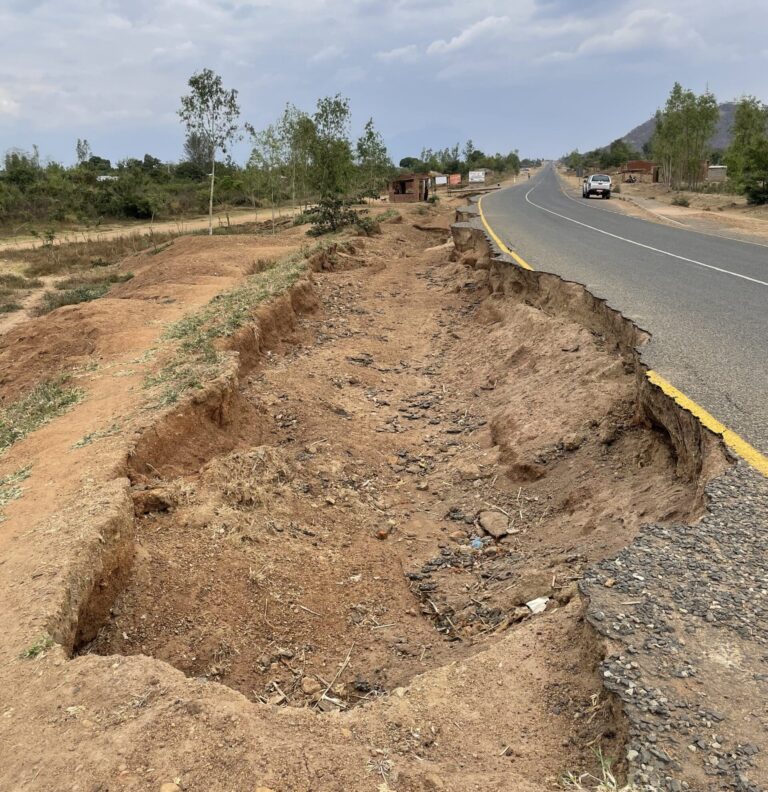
<box><xmin>30</xmin><ymin>204</ymin><xmax>733</xmax><ymax>791</ymax></box>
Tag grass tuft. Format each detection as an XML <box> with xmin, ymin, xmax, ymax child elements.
<box><xmin>0</xmin><ymin>376</ymin><xmax>84</xmax><ymax>453</ymax></box>
<box><xmin>561</xmin><ymin>750</ymin><xmax>638</xmax><ymax>792</ymax></box>
<box><xmin>72</xmin><ymin>422</ymin><xmax>122</xmax><ymax>449</ymax></box>
<box><xmin>0</xmin><ymin>465</ymin><xmax>32</xmax><ymax>521</ymax></box>
<box><xmin>20</xmin><ymin>634</ymin><xmax>54</xmax><ymax>659</ymax></box>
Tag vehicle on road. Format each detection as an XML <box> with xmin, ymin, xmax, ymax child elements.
<box><xmin>582</xmin><ymin>174</ymin><xmax>612</xmax><ymax>199</ymax></box>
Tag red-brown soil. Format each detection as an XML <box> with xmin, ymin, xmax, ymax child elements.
<box><xmin>0</xmin><ymin>204</ymin><xmax>720</xmax><ymax>791</ymax></box>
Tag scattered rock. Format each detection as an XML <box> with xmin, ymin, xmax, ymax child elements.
<box><xmin>526</xmin><ymin>597</ymin><xmax>550</xmax><ymax>615</ymax></box>
<box><xmin>477</xmin><ymin>510</ymin><xmax>509</xmax><ymax>539</ymax></box>
<box><xmin>301</xmin><ymin>677</ymin><xmax>322</xmax><ymax>695</ymax></box>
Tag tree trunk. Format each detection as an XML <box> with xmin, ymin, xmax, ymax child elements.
<box><xmin>208</xmin><ymin>155</ymin><xmax>216</xmax><ymax>236</ymax></box>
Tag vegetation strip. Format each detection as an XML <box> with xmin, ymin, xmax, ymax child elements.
<box><xmin>0</xmin><ymin>376</ymin><xmax>84</xmax><ymax>454</ymax></box>
<box><xmin>146</xmin><ymin>248</ymin><xmax>311</xmax><ymax>405</ymax></box>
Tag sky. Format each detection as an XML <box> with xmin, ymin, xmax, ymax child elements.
<box><xmin>1</xmin><ymin>0</ymin><xmax>767</xmax><ymax>166</ymax></box>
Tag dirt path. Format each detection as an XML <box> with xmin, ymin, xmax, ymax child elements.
<box><xmin>0</xmin><ymin>206</ymin><xmax>729</xmax><ymax>790</ymax></box>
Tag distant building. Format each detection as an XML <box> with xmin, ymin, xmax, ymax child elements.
<box><xmin>388</xmin><ymin>173</ymin><xmax>430</xmax><ymax>203</ymax></box>
<box><xmin>706</xmin><ymin>164</ymin><xmax>728</xmax><ymax>182</ymax></box>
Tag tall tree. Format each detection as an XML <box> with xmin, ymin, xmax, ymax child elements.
<box><xmin>310</xmin><ymin>94</ymin><xmax>354</xmax><ymax>200</ymax></box>
<box><xmin>651</xmin><ymin>83</ymin><xmax>719</xmax><ymax>189</ymax></box>
<box><xmin>183</xmin><ymin>131</ymin><xmax>214</xmax><ymax>177</ymax></box>
<box><xmin>178</xmin><ymin>68</ymin><xmax>240</xmax><ymax>234</ymax></box>
<box><xmin>247</xmin><ymin>122</ymin><xmax>285</xmax><ymax>233</ymax></box>
<box><xmin>76</xmin><ymin>138</ymin><xmax>91</xmax><ymax>165</ymax></box>
<box><xmin>725</xmin><ymin>96</ymin><xmax>768</xmax><ymax>193</ymax></box>
<box><xmin>356</xmin><ymin>118</ymin><xmax>391</xmax><ymax>197</ymax></box>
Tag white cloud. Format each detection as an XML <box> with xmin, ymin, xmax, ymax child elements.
<box><xmin>376</xmin><ymin>44</ymin><xmax>419</xmax><ymax>63</ymax></box>
<box><xmin>310</xmin><ymin>44</ymin><xmax>344</xmax><ymax>63</ymax></box>
<box><xmin>547</xmin><ymin>8</ymin><xmax>703</xmax><ymax>61</ymax></box>
<box><xmin>0</xmin><ymin>91</ymin><xmax>21</xmax><ymax>118</ymax></box>
<box><xmin>427</xmin><ymin>15</ymin><xmax>510</xmax><ymax>55</ymax></box>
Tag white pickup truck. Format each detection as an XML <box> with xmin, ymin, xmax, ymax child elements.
<box><xmin>582</xmin><ymin>173</ymin><xmax>612</xmax><ymax>199</ymax></box>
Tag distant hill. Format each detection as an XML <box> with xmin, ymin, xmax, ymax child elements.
<box><xmin>621</xmin><ymin>102</ymin><xmax>737</xmax><ymax>153</ymax></box>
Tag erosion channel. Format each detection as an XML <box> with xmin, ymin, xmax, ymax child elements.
<box><xmin>68</xmin><ymin>203</ymin><xmax>723</xmax><ymax>790</ymax></box>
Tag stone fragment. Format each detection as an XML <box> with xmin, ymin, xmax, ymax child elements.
<box><xmin>478</xmin><ymin>510</ymin><xmax>509</xmax><ymax>539</ymax></box>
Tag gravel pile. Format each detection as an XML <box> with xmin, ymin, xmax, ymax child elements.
<box><xmin>583</xmin><ymin>462</ymin><xmax>768</xmax><ymax>791</ymax></box>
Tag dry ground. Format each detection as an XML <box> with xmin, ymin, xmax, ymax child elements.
<box><xmin>0</xmin><ymin>201</ymin><xmax>720</xmax><ymax>790</ymax></box>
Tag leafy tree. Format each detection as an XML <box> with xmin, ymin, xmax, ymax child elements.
<box><xmin>725</xmin><ymin>96</ymin><xmax>768</xmax><ymax>200</ymax></box>
<box><xmin>247</xmin><ymin>122</ymin><xmax>285</xmax><ymax>232</ymax></box>
<box><xmin>178</xmin><ymin>68</ymin><xmax>240</xmax><ymax>234</ymax></box>
<box><xmin>356</xmin><ymin>118</ymin><xmax>392</xmax><ymax>197</ymax></box>
<box><xmin>651</xmin><ymin>83</ymin><xmax>719</xmax><ymax>189</ymax></box>
<box><xmin>183</xmin><ymin>131</ymin><xmax>214</xmax><ymax>178</ymax></box>
<box><xmin>76</xmin><ymin>138</ymin><xmax>92</xmax><ymax>165</ymax></box>
<box><xmin>278</xmin><ymin>104</ymin><xmax>315</xmax><ymax>208</ymax></box>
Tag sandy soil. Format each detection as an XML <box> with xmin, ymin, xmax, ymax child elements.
<box><xmin>0</xmin><ymin>203</ymin><xmax>719</xmax><ymax>790</ymax></box>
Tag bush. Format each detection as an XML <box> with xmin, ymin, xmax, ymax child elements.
<box><xmin>745</xmin><ymin>182</ymin><xmax>768</xmax><ymax>205</ymax></box>
<box><xmin>671</xmin><ymin>195</ymin><xmax>690</xmax><ymax>207</ymax></box>
<box><xmin>354</xmin><ymin>214</ymin><xmax>381</xmax><ymax>236</ymax></box>
<box><xmin>37</xmin><ymin>283</ymin><xmax>111</xmax><ymax>315</ymax></box>
<box><xmin>306</xmin><ymin>197</ymin><xmax>358</xmax><ymax>237</ymax></box>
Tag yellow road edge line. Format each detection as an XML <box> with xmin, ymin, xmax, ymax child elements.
<box><xmin>646</xmin><ymin>370</ymin><xmax>768</xmax><ymax>476</ymax></box>
<box><xmin>478</xmin><ymin>195</ymin><xmax>533</xmax><ymax>270</ymax></box>
<box><xmin>478</xmin><ymin>192</ymin><xmax>768</xmax><ymax>478</ymax></box>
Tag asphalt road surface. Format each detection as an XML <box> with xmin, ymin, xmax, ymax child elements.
<box><xmin>481</xmin><ymin>165</ymin><xmax>768</xmax><ymax>456</ymax></box>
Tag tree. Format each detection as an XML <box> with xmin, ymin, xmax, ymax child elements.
<box><xmin>725</xmin><ymin>96</ymin><xmax>768</xmax><ymax>195</ymax></box>
<box><xmin>247</xmin><ymin>122</ymin><xmax>285</xmax><ymax>232</ymax></box>
<box><xmin>178</xmin><ymin>68</ymin><xmax>240</xmax><ymax>234</ymax></box>
<box><xmin>310</xmin><ymin>94</ymin><xmax>354</xmax><ymax>200</ymax></box>
<box><xmin>651</xmin><ymin>83</ymin><xmax>719</xmax><ymax>189</ymax></box>
<box><xmin>76</xmin><ymin>138</ymin><xmax>92</xmax><ymax>165</ymax></box>
<box><xmin>356</xmin><ymin>118</ymin><xmax>391</xmax><ymax>197</ymax></box>
<box><xmin>183</xmin><ymin>131</ymin><xmax>213</xmax><ymax>178</ymax></box>
<box><xmin>278</xmin><ymin>104</ymin><xmax>314</xmax><ymax>208</ymax></box>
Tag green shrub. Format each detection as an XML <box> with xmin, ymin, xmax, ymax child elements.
<box><xmin>354</xmin><ymin>215</ymin><xmax>381</xmax><ymax>236</ymax></box>
<box><xmin>37</xmin><ymin>283</ymin><xmax>111</xmax><ymax>314</ymax></box>
<box><xmin>671</xmin><ymin>195</ymin><xmax>690</xmax><ymax>207</ymax></box>
<box><xmin>307</xmin><ymin>197</ymin><xmax>358</xmax><ymax>237</ymax></box>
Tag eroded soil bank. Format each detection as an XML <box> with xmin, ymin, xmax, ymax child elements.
<box><xmin>0</xmin><ymin>203</ymin><xmax>729</xmax><ymax>791</ymax></box>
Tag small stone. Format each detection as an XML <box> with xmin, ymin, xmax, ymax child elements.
<box><xmin>626</xmin><ymin>749</ymin><xmax>639</xmax><ymax>762</ymax></box>
<box><xmin>301</xmin><ymin>677</ymin><xmax>322</xmax><ymax>695</ymax></box>
<box><xmin>478</xmin><ymin>511</ymin><xmax>509</xmax><ymax>539</ymax></box>
<box><xmin>526</xmin><ymin>597</ymin><xmax>549</xmax><ymax>615</ymax></box>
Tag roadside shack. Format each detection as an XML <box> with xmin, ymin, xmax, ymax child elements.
<box><xmin>388</xmin><ymin>173</ymin><xmax>430</xmax><ymax>203</ymax></box>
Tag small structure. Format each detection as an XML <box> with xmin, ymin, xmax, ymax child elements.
<box><xmin>707</xmin><ymin>164</ymin><xmax>728</xmax><ymax>182</ymax></box>
<box><xmin>388</xmin><ymin>173</ymin><xmax>430</xmax><ymax>203</ymax></box>
<box><xmin>448</xmin><ymin>173</ymin><xmax>462</xmax><ymax>187</ymax></box>
<box><xmin>620</xmin><ymin>159</ymin><xmax>658</xmax><ymax>182</ymax></box>
<box><xmin>468</xmin><ymin>169</ymin><xmax>487</xmax><ymax>184</ymax></box>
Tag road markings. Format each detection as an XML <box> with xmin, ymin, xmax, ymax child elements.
<box><xmin>524</xmin><ymin>185</ymin><xmax>768</xmax><ymax>287</ymax></box>
<box><xmin>478</xmin><ymin>195</ymin><xmax>533</xmax><ymax>270</ymax></box>
<box><xmin>479</xmin><ymin>190</ymin><xmax>768</xmax><ymax>477</ymax></box>
<box><xmin>646</xmin><ymin>371</ymin><xmax>768</xmax><ymax>477</ymax></box>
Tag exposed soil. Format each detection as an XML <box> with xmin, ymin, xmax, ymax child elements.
<box><xmin>0</xmin><ymin>202</ymin><xmax>729</xmax><ymax>791</ymax></box>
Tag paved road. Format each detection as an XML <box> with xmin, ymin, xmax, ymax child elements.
<box><xmin>481</xmin><ymin>165</ymin><xmax>768</xmax><ymax>456</ymax></box>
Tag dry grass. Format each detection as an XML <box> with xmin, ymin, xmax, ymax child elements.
<box><xmin>3</xmin><ymin>230</ymin><xmax>177</xmax><ymax>278</ymax></box>
<box><xmin>145</xmin><ymin>247</ymin><xmax>310</xmax><ymax>406</ymax></box>
<box><xmin>561</xmin><ymin>751</ymin><xmax>638</xmax><ymax>792</ymax></box>
<box><xmin>0</xmin><ymin>376</ymin><xmax>84</xmax><ymax>453</ymax></box>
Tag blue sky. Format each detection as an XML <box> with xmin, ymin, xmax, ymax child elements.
<box><xmin>1</xmin><ymin>0</ymin><xmax>767</xmax><ymax>165</ymax></box>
